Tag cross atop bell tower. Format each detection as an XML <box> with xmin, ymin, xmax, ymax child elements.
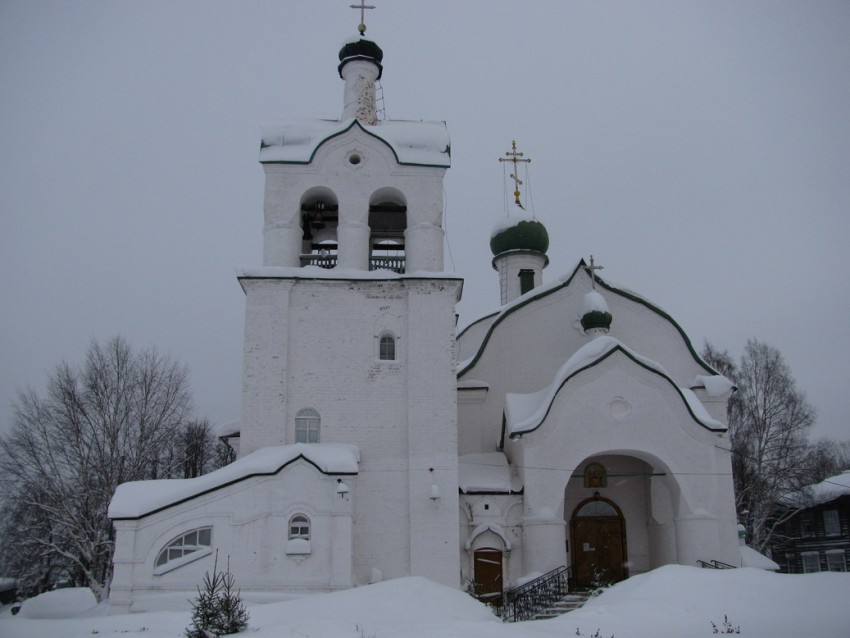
<box><xmin>350</xmin><ymin>1</ymin><xmax>375</xmax><ymax>35</ymax></box>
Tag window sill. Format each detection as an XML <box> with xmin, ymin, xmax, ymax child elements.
<box><xmin>153</xmin><ymin>547</ymin><xmax>213</xmax><ymax>576</ymax></box>
<box><xmin>286</xmin><ymin>539</ymin><xmax>311</xmax><ymax>556</ymax></box>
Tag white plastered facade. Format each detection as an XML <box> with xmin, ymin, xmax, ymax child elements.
<box><xmin>456</xmin><ymin>266</ymin><xmax>739</xmax><ymax>590</ymax></box>
<box><xmin>109</xmin><ymin>35</ymin><xmax>739</xmax><ymax>612</ymax></box>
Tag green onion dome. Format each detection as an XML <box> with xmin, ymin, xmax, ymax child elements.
<box><xmin>580</xmin><ymin>290</ymin><xmax>613</xmax><ymax>333</ymax></box>
<box><xmin>338</xmin><ymin>36</ymin><xmax>384</xmax><ymax>80</ymax></box>
<box><xmin>490</xmin><ymin>211</ymin><xmax>549</xmax><ymax>257</ymax></box>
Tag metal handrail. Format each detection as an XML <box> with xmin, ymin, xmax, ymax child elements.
<box><xmin>369</xmin><ymin>255</ymin><xmax>405</xmax><ymax>273</ymax></box>
<box><xmin>298</xmin><ymin>254</ymin><xmax>406</xmax><ymax>274</ymax></box>
<box><xmin>500</xmin><ymin>565</ymin><xmax>572</xmax><ymax>623</ymax></box>
<box><xmin>697</xmin><ymin>559</ymin><xmax>736</xmax><ymax>569</ymax></box>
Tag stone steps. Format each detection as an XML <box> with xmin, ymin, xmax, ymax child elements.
<box><xmin>530</xmin><ymin>593</ymin><xmax>590</xmax><ymax>620</ymax></box>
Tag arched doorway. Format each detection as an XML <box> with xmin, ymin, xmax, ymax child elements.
<box><xmin>570</xmin><ymin>497</ymin><xmax>628</xmax><ymax>588</ymax></box>
<box><xmin>472</xmin><ymin>548</ymin><xmax>503</xmax><ymax>605</ymax></box>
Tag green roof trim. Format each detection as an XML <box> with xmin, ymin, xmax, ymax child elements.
<box><xmin>260</xmin><ymin>119</ymin><xmax>451</xmax><ymax>168</ymax></box>
<box><xmin>457</xmin><ymin>259</ymin><xmax>717</xmax><ymax>379</ymax></box>
<box><xmin>508</xmin><ymin>343</ymin><xmax>727</xmax><ymax>438</ymax></box>
<box><xmin>110</xmin><ymin>454</ymin><xmax>358</xmax><ymax>521</ymax></box>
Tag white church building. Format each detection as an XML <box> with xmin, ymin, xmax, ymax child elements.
<box><xmin>108</xmin><ymin>26</ymin><xmax>740</xmax><ymax>612</ymax></box>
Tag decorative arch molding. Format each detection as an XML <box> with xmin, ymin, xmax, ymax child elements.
<box><xmin>458</xmin><ymin>259</ymin><xmax>717</xmax><ymax>378</ymax></box>
<box><xmin>569</xmin><ymin>450</ymin><xmax>684</xmax><ymax>520</ymax></box>
<box><xmin>260</xmin><ymin>119</ymin><xmax>451</xmax><ymax>168</ymax></box>
<box><xmin>465</xmin><ymin>523</ymin><xmax>512</xmax><ymax>552</ymax></box>
<box><xmin>572</xmin><ymin>495</ymin><xmax>625</xmax><ymax>520</ymax></box>
<box><xmin>506</xmin><ymin>340</ymin><xmax>727</xmax><ymax>437</ymax></box>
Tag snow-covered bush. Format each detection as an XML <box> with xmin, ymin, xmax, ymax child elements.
<box><xmin>17</xmin><ymin>587</ymin><xmax>97</xmax><ymax>619</ymax></box>
<box><xmin>185</xmin><ymin>552</ymin><xmax>249</xmax><ymax>638</ymax></box>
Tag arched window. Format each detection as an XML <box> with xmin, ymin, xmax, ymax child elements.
<box><xmin>295</xmin><ymin>408</ymin><xmax>320</xmax><ymax>443</ymax></box>
<box><xmin>379</xmin><ymin>335</ymin><xmax>396</xmax><ymax>361</ymax></box>
<box><xmin>289</xmin><ymin>514</ymin><xmax>310</xmax><ymax>541</ymax></box>
<box><xmin>576</xmin><ymin>500</ymin><xmax>618</xmax><ymax>517</ymax></box>
<box><xmin>155</xmin><ymin>527</ymin><xmax>212</xmax><ymax>568</ymax></box>
<box><xmin>584</xmin><ymin>462</ymin><xmax>607</xmax><ymax>488</ymax></box>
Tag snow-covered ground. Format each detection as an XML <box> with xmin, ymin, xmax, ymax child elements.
<box><xmin>1</xmin><ymin>566</ymin><xmax>848</xmax><ymax>638</ymax></box>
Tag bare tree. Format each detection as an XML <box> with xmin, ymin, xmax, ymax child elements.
<box><xmin>703</xmin><ymin>339</ymin><xmax>817</xmax><ymax>552</ymax></box>
<box><xmin>179</xmin><ymin>419</ymin><xmax>226</xmax><ymax>479</ymax></box>
<box><xmin>0</xmin><ymin>336</ymin><xmax>192</xmax><ymax>600</ymax></box>
<box><xmin>806</xmin><ymin>438</ymin><xmax>850</xmax><ymax>482</ymax></box>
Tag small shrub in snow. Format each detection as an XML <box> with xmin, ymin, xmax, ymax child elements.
<box><xmin>185</xmin><ymin>552</ymin><xmax>249</xmax><ymax>638</ymax></box>
<box><xmin>574</xmin><ymin>628</ymin><xmax>614</xmax><ymax>637</ymax></box>
<box><xmin>711</xmin><ymin>614</ymin><xmax>741</xmax><ymax>634</ymax></box>
<box><xmin>588</xmin><ymin>567</ymin><xmax>612</xmax><ymax>598</ymax></box>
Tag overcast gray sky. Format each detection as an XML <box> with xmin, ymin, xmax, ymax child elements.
<box><xmin>2</xmin><ymin>1</ymin><xmax>848</xmax><ymax>442</ymax></box>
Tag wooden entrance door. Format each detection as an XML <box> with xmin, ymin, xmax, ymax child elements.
<box><xmin>571</xmin><ymin>498</ymin><xmax>627</xmax><ymax>588</ymax></box>
<box><xmin>473</xmin><ymin>548</ymin><xmax>503</xmax><ymax>605</ymax></box>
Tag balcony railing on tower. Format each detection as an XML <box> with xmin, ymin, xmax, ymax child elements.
<box><xmin>299</xmin><ymin>253</ymin><xmax>406</xmax><ymax>274</ymax></box>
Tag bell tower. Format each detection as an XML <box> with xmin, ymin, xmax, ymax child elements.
<box><xmin>237</xmin><ymin>11</ymin><xmax>462</xmax><ymax>588</ymax></box>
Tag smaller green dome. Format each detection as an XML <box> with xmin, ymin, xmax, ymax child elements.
<box><xmin>490</xmin><ymin>218</ymin><xmax>549</xmax><ymax>257</ymax></box>
<box><xmin>338</xmin><ymin>37</ymin><xmax>384</xmax><ymax>80</ymax></box>
<box><xmin>581</xmin><ymin>310</ymin><xmax>613</xmax><ymax>332</ymax></box>
<box><xmin>580</xmin><ymin>291</ymin><xmax>612</xmax><ymax>333</ymax></box>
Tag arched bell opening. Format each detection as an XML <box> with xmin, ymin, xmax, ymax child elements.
<box><xmin>300</xmin><ymin>187</ymin><xmax>339</xmax><ymax>268</ymax></box>
<box><xmin>368</xmin><ymin>187</ymin><xmax>407</xmax><ymax>273</ymax></box>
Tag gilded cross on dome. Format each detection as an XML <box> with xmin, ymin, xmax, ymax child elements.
<box><xmin>350</xmin><ymin>0</ymin><xmax>376</xmax><ymax>35</ymax></box>
<box><xmin>499</xmin><ymin>140</ymin><xmax>531</xmax><ymax>207</ymax></box>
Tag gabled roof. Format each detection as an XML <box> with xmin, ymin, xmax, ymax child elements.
<box><xmin>259</xmin><ymin>118</ymin><xmax>451</xmax><ymax>167</ymax></box>
<box><xmin>505</xmin><ymin>336</ymin><xmax>727</xmax><ymax>437</ymax></box>
<box><xmin>781</xmin><ymin>471</ymin><xmax>850</xmax><ymax>508</ymax></box>
<box><xmin>109</xmin><ymin>444</ymin><xmax>360</xmax><ymax>520</ymax></box>
<box><xmin>457</xmin><ymin>260</ymin><xmax>717</xmax><ymax>378</ymax></box>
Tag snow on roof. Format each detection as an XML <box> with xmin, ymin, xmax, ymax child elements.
<box><xmin>236</xmin><ymin>265</ymin><xmax>462</xmax><ymax>282</ymax></box>
<box><xmin>490</xmin><ymin>205</ymin><xmax>539</xmax><ymax>238</ymax></box>
<box><xmin>458</xmin><ymin>452</ymin><xmax>521</xmax><ymax>493</ymax></box>
<box><xmin>692</xmin><ymin>374</ymin><xmax>736</xmax><ymax>397</ymax></box>
<box><xmin>109</xmin><ymin>444</ymin><xmax>360</xmax><ymax>519</ymax></box>
<box><xmin>582</xmin><ymin>290</ymin><xmax>610</xmax><ymax>314</ymax></box>
<box><xmin>740</xmin><ymin>545</ymin><xmax>780</xmax><ymax>571</ymax></box>
<box><xmin>505</xmin><ymin>336</ymin><xmax>726</xmax><ymax>435</ymax></box>
<box><xmin>213</xmin><ymin>419</ymin><xmax>240</xmax><ymax>437</ymax></box>
<box><xmin>783</xmin><ymin>471</ymin><xmax>850</xmax><ymax>508</ymax></box>
<box><xmin>259</xmin><ymin>118</ymin><xmax>451</xmax><ymax>167</ymax></box>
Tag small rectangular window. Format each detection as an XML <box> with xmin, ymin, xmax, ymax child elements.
<box><xmin>295</xmin><ymin>408</ymin><xmax>320</xmax><ymax>443</ymax></box>
<box><xmin>826</xmin><ymin>550</ymin><xmax>846</xmax><ymax>572</ymax></box>
<box><xmin>518</xmin><ymin>269</ymin><xmax>535</xmax><ymax>295</ymax></box>
<box><xmin>801</xmin><ymin>551</ymin><xmax>821</xmax><ymax>573</ymax></box>
<box><xmin>800</xmin><ymin>512</ymin><xmax>816</xmax><ymax>538</ymax></box>
<box><xmin>823</xmin><ymin>509</ymin><xmax>840</xmax><ymax>536</ymax></box>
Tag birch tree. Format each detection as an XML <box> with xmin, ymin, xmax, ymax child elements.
<box><xmin>0</xmin><ymin>336</ymin><xmax>192</xmax><ymax>600</ymax></box>
<box><xmin>703</xmin><ymin>339</ymin><xmax>817</xmax><ymax>551</ymax></box>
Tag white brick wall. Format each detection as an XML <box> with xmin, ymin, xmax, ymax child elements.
<box><xmin>238</xmin><ymin>275</ymin><xmax>462</xmax><ymax>587</ymax></box>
